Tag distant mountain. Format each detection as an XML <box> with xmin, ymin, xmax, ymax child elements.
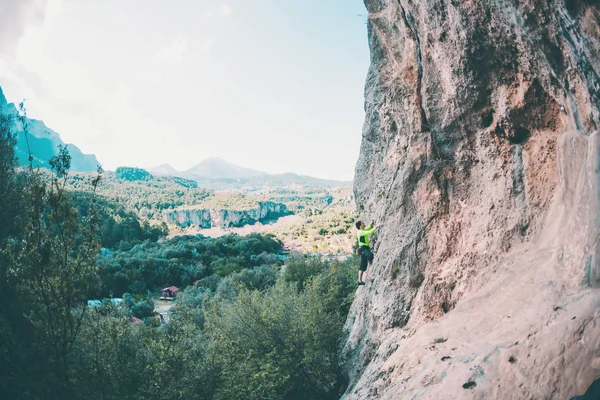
<box><xmin>147</xmin><ymin>163</ymin><xmax>178</xmax><ymax>176</ymax></box>
<box><xmin>182</xmin><ymin>157</ymin><xmax>267</xmax><ymax>180</ymax></box>
<box><xmin>0</xmin><ymin>87</ymin><xmax>100</xmax><ymax>172</ymax></box>
<box><xmin>233</xmin><ymin>172</ymin><xmax>348</xmax><ymax>188</ymax></box>
<box><xmin>147</xmin><ymin>159</ymin><xmax>350</xmax><ymax>190</ymax></box>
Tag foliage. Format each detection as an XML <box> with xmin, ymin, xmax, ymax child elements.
<box><xmin>0</xmin><ymin>113</ymin><xmax>23</xmax><ymax>243</ymax></box>
<box><xmin>65</xmin><ymin>171</ymin><xmax>211</xmax><ymax>221</ymax></box>
<box><xmin>71</xmin><ymin>191</ymin><xmax>169</xmax><ymax>249</ymax></box>
<box><xmin>98</xmin><ymin>233</ymin><xmax>283</xmax><ymax>297</ymax></box>
<box><xmin>70</xmin><ymin>313</ymin><xmax>220</xmax><ymax>400</ymax></box>
<box><xmin>187</xmin><ymin>193</ymin><xmax>262</xmax><ymax>211</ymax></box>
<box><xmin>282</xmin><ymin>254</ymin><xmax>327</xmax><ymax>289</ymax></box>
<box><xmin>205</xmin><ymin>256</ymin><xmax>357</xmax><ymax>400</ymax></box>
<box><xmin>0</xmin><ymin>109</ymin><xmax>103</xmax><ymax>398</ymax></box>
<box><xmin>259</xmin><ymin>205</ymin><xmax>358</xmax><ymax>254</ymax></box>
<box><xmin>131</xmin><ymin>300</ymin><xmax>155</xmax><ymax>319</ymax></box>
<box><xmin>115</xmin><ymin>166</ymin><xmax>152</xmax><ymax>181</ymax></box>
<box><xmin>67</xmin><ymin>255</ymin><xmax>358</xmax><ymax>400</ymax></box>
<box><xmin>0</xmin><ymin>106</ymin><xmax>360</xmax><ymax>400</ymax></box>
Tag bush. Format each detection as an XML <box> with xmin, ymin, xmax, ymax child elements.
<box><xmin>282</xmin><ymin>255</ymin><xmax>327</xmax><ymax>289</ymax></box>
<box><xmin>97</xmin><ymin>234</ymin><xmax>284</xmax><ymax>296</ymax></box>
<box><xmin>131</xmin><ymin>300</ymin><xmax>154</xmax><ymax>319</ymax></box>
<box><xmin>205</xmin><ymin>257</ymin><xmax>358</xmax><ymax>400</ymax></box>
<box><xmin>230</xmin><ymin>266</ymin><xmax>279</xmax><ymax>292</ymax></box>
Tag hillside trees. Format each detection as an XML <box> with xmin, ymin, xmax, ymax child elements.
<box><xmin>0</xmin><ymin>109</ymin><xmax>103</xmax><ymax>398</ymax></box>
<box><xmin>115</xmin><ymin>166</ymin><xmax>152</xmax><ymax>181</ymax></box>
<box><xmin>0</xmin><ymin>106</ymin><xmax>358</xmax><ymax>400</ymax></box>
<box><xmin>97</xmin><ymin>233</ymin><xmax>284</xmax><ymax>296</ymax></box>
<box><xmin>205</xmin><ymin>256</ymin><xmax>356</xmax><ymax>400</ymax></box>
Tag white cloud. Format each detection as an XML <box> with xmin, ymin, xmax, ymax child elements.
<box><xmin>153</xmin><ymin>35</ymin><xmax>188</xmax><ymax>63</ymax></box>
<box><xmin>199</xmin><ymin>38</ymin><xmax>215</xmax><ymax>53</ymax></box>
<box><xmin>206</xmin><ymin>12</ymin><xmax>214</xmax><ymax>18</ymax></box>
<box><xmin>221</xmin><ymin>4</ymin><xmax>232</xmax><ymax>16</ymax></box>
<box><xmin>133</xmin><ymin>72</ymin><xmax>159</xmax><ymax>83</ymax></box>
<box><xmin>0</xmin><ymin>0</ymin><xmax>51</xmax><ymax>55</ymax></box>
<box><xmin>0</xmin><ymin>0</ymin><xmax>178</xmax><ymax>169</ymax></box>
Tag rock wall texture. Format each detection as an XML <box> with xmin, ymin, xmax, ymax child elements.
<box><xmin>163</xmin><ymin>202</ymin><xmax>290</xmax><ymax>228</ymax></box>
<box><xmin>345</xmin><ymin>0</ymin><xmax>600</xmax><ymax>399</ymax></box>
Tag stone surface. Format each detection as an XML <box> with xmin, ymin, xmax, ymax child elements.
<box><xmin>344</xmin><ymin>0</ymin><xmax>600</xmax><ymax>398</ymax></box>
<box><xmin>0</xmin><ymin>86</ymin><xmax>100</xmax><ymax>172</ymax></box>
<box><xmin>163</xmin><ymin>201</ymin><xmax>290</xmax><ymax>228</ymax></box>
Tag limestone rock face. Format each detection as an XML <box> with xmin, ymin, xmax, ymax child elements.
<box><xmin>345</xmin><ymin>0</ymin><xmax>600</xmax><ymax>398</ymax></box>
<box><xmin>163</xmin><ymin>202</ymin><xmax>290</xmax><ymax>228</ymax></box>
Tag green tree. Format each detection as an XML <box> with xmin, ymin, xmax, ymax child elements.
<box><xmin>206</xmin><ymin>257</ymin><xmax>357</xmax><ymax>400</ymax></box>
<box><xmin>131</xmin><ymin>300</ymin><xmax>154</xmax><ymax>319</ymax></box>
<box><xmin>282</xmin><ymin>255</ymin><xmax>327</xmax><ymax>289</ymax></box>
<box><xmin>0</xmin><ymin>109</ymin><xmax>103</xmax><ymax>398</ymax></box>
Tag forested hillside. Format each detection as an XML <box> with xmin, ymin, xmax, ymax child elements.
<box><xmin>0</xmin><ymin>108</ymin><xmax>359</xmax><ymax>400</ymax></box>
<box><xmin>66</xmin><ymin>170</ymin><xmax>211</xmax><ymax>222</ymax></box>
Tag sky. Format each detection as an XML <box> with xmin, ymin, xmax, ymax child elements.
<box><xmin>0</xmin><ymin>0</ymin><xmax>370</xmax><ymax>180</ymax></box>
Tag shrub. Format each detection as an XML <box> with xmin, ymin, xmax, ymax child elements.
<box><xmin>282</xmin><ymin>255</ymin><xmax>326</xmax><ymax>289</ymax></box>
<box><xmin>131</xmin><ymin>300</ymin><xmax>154</xmax><ymax>319</ymax></box>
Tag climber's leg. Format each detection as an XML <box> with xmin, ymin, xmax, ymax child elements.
<box><xmin>358</xmin><ymin>248</ymin><xmax>369</xmax><ymax>285</ymax></box>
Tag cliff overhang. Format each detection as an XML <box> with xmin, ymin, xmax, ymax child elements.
<box><xmin>344</xmin><ymin>0</ymin><xmax>600</xmax><ymax>398</ymax></box>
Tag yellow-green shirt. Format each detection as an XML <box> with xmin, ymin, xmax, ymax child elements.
<box><xmin>357</xmin><ymin>226</ymin><xmax>376</xmax><ymax>247</ymax></box>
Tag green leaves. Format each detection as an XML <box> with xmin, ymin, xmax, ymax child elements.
<box><xmin>0</xmin><ymin>124</ymin><xmax>104</xmax><ymax>398</ymax></box>
<box><xmin>0</xmin><ymin>109</ymin><xmax>358</xmax><ymax>399</ymax></box>
<box><xmin>204</xmin><ymin>257</ymin><xmax>358</xmax><ymax>400</ymax></box>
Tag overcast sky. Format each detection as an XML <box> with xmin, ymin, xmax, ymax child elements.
<box><xmin>0</xmin><ymin>0</ymin><xmax>369</xmax><ymax>180</ymax></box>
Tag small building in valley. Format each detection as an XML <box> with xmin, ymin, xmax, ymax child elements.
<box><xmin>160</xmin><ymin>286</ymin><xmax>179</xmax><ymax>300</ymax></box>
<box><xmin>87</xmin><ymin>300</ymin><xmax>102</xmax><ymax>309</ymax></box>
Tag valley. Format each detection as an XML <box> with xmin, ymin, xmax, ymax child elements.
<box><xmin>4</xmin><ymin>0</ymin><xmax>600</xmax><ymax>397</ymax></box>
<box><xmin>0</xmin><ymin>107</ymin><xmax>360</xmax><ymax>398</ymax></box>
<box><xmin>61</xmin><ymin>165</ymin><xmax>356</xmax><ymax>255</ymax></box>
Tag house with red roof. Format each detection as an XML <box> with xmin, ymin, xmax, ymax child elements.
<box><xmin>160</xmin><ymin>286</ymin><xmax>179</xmax><ymax>300</ymax></box>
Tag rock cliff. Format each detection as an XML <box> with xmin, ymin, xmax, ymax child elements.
<box><xmin>0</xmin><ymin>86</ymin><xmax>100</xmax><ymax>172</ymax></box>
<box><xmin>163</xmin><ymin>202</ymin><xmax>290</xmax><ymax>229</ymax></box>
<box><xmin>345</xmin><ymin>0</ymin><xmax>600</xmax><ymax>398</ymax></box>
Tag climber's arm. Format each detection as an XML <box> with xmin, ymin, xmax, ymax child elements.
<box><xmin>364</xmin><ymin>225</ymin><xmax>377</xmax><ymax>235</ymax></box>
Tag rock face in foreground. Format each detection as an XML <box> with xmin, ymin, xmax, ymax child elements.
<box><xmin>163</xmin><ymin>202</ymin><xmax>290</xmax><ymax>228</ymax></box>
<box><xmin>345</xmin><ymin>0</ymin><xmax>600</xmax><ymax>399</ymax></box>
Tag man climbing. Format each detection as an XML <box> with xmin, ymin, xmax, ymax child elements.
<box><xmin>355</xmin><ymin>221</ymin><xmax>376</xmax><ymax>286</ymax></box>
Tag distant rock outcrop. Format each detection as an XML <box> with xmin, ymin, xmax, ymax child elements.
<box><xmin>163</xmin><ymin>201</ymin><xmax>290</xmax><ymax>228</ymax></box>
<box><xmin>0</xmin><ymin>87</ymin><xmax>100</xmax><ymax>172</ymax></box>
<box><xmin>344</xmin><ymin>0</ymin><xmax>600</xmax><ymax>399</ymax></box>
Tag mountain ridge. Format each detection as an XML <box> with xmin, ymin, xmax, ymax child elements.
<box><xmin>0</xmin><ymin>86</ymin><xmax>100</xmax><ymax>172</ymax></box>
<box><xmin>145</xmin><ymin>158</ymin><xmax>350</xmax><ymax>188</ymax></box>
<box><xmin>182</xmin><ymin>157</ymin><xmax>267</xmax><ymax>180</ymax></box>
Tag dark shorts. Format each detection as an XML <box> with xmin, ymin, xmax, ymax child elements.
<box><xmin>358</xmin><ymin>246</ymin><xmax>374</xmax><ymax>271</ymax></box>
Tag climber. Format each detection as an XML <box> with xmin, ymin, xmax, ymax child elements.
<box><xmin>355</xmin><ymin>220</ymin><xmax>376</xmax><ymax>286</ymax></box>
